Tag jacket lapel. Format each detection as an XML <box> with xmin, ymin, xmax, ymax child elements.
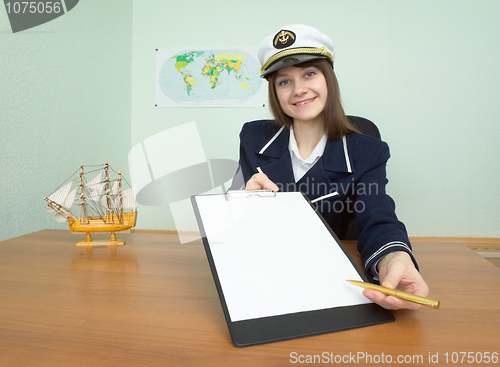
<box><xmin>257</xmin><ymin>127</ymin><xmax>295</xmax><ymax>185</ymax></box>
<box><xmin>322</xmin><ymin>136</ymin><xmax>354</xmax><ymax>173</ymax></box>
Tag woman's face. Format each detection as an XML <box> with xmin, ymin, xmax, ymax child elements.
<box><xmin>274</xmin><ymin>65</ymin><xmax>328</xmax><ymax>125</ymax></box>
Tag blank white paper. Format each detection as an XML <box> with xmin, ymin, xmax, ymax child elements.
<box><xmin>194</xmin><ymin>192</ymin><xmax>371</xmax><ymax>322</ymax></box>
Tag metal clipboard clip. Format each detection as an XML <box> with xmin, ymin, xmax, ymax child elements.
<box><xmin>227</xmin><ymin>189</ymin><xmax>277</xmax><ymax>199</ymax></box>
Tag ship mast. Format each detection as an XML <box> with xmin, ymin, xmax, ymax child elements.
<box><xmin>118</xmin><ymin>171</ymin><xmax>123</xmax><ymax>222</ymax></box>
<box><xmin>80</xmin><ymin>164</ymin><xmax>86</xmax><ymax>222</ymax></box>
<box><xmin>105</xmin><ymin>158</ymin><xmax>111</xmax><ymax>221</ymax></box>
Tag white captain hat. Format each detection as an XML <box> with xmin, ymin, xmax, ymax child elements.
<box><xmin>258</xmin><ymin>24</ymin><xmax>335</xmax><ymax>78</ymax></box>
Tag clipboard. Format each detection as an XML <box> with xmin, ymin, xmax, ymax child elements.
<box><xmin>191</xmin><ymin>191</ymin><xmax>394</xmax><ymax>347</ymax></box>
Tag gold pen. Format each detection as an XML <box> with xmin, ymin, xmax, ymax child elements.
<box><xmin>347</xmin><ymin>279</ymin><xmax>440</xmax><ymax>309</ymax></box>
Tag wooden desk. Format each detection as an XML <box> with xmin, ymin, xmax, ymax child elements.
<box><xmin>0</xmin><ymin>230</ymin><xmax>499</xmax><ymax>366</ymax></box>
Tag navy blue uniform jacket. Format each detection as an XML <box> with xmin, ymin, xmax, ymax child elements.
<box><xmin>238</xmin><ymin>120</ymin><xmax>417</xmax><ymax>281</ymax></box>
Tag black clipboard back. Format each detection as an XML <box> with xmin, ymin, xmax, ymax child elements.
<box><xmin>191</xmin><ymin>192</ymin><xmax>394</xmax><ymax>347</ymax></box>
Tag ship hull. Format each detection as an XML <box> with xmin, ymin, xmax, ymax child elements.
<box><xmin>68</xmin><ymin>211</ymin><xmax>138</xmax><ymax>233</ymax></box>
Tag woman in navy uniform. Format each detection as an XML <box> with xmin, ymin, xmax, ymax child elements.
<box><xmin>238</xmin><ymin>24</ymin><xmax>429</xmax><ymax>310</ymax></box>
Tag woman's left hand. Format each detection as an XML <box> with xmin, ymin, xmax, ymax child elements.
<box><xmin>362</xmin><ymin>251</ymin><xmax>429</xmax><ymax>310</ymax></box>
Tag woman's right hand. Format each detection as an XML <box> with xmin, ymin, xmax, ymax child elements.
<box><xmin>245</xmin><ymin>173</ymin><xmax>280</xmax><ymax>192</ymax></box>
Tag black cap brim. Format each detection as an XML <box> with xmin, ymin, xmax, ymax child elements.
<box><xmin>261</xmin><ymin>54</ymin><xmax>330</xmax><ymax>78</ymax></box>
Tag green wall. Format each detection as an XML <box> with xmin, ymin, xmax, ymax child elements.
<box><xmin>0</xmin><ymin>1</ymin><xmax>133</xmax><ymax>241</ymax></box>
<box><xmin>1</xmin><ymin>0</ymin><xmax>499</xmax><ymax>241</ymax></box>
<box><xmin>131</xmin><ymin>0</ymin><xmax>500</xmax><ymax>238</ymax></box>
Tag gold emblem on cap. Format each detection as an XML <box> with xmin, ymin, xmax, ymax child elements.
<box><xmin>275</xmin><ymin>31</ymin><xmax>294</xmax><ymax>45</ymax></box>
<box><xmin>273</xmin><ymin>30</ymin><xmax>296</xmax><ymax>49</ymax></box>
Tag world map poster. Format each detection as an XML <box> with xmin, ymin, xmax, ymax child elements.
<box><xmin>156</xmin><ymin>48</ymin><xmax>267</xmax><ymax>107</ymax></box>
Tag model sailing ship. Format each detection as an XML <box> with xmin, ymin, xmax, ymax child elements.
<box><xmin>44</xmin><ymin>159</ymin><xmax>138</xmax><ymax>250</ymax></box>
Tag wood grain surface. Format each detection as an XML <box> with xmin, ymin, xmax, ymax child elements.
<box><xmin>0</xmin><ymin>230</ymin><xmax>498</xmax><ymax>366</ymax></box>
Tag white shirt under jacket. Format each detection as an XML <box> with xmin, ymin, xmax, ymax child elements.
<box><xmin>289</xmin><ymin>127</ymin><xmax>328</xmax><ymax>183</ymax></box>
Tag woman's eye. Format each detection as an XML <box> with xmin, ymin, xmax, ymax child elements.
<box><xmin>278</xmin><ymin>79</ymin><xmax>289</xmax><ymax>86</ymax></box>
<box><xmin>305</xmin><ymin>71</ymin><xmax>315</xmax><ymax>78</ymax></box>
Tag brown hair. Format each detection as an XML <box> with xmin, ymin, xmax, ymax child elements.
<box><xmin>266</xmin><ymin>59</ymin><xmax>359</xmax><ymax>140</ymax></box>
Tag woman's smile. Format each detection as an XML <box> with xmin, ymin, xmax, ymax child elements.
<box><xmin>293</xmin><ymin>97</ymin><xmax>317</xmax><ymax>106</ymax></box>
